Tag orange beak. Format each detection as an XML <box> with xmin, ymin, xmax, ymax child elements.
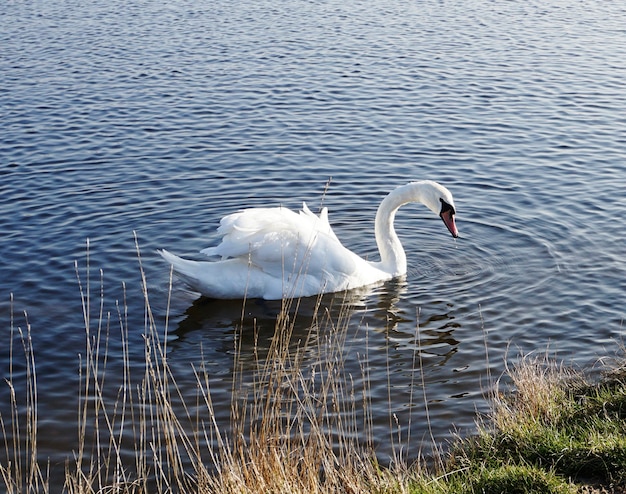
<box><xmin>440</xmin><ymin>209</ymin><xmax>458</xmax><ymax>238</ymax></box>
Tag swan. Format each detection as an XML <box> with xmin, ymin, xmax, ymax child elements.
<box><xmin>159</xmin><ymin>180</ymin><xmax>458</xmax><ymax>300</ymax></box>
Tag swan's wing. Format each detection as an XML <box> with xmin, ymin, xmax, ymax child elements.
<box><xmin>200</xmin><ymin>204</ymin><xmax>357</xmax><ymax>278</ymax></box>
<box><xmin>300</xmin><ymin>202</ymin><xmax>339</xmax><ymax>241</ymax></box>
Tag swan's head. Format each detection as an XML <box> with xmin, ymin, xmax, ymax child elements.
<box><xmin>418</xmin><ymin>181</ymin><xmax>459</xmax><ymax>238</ymax></box>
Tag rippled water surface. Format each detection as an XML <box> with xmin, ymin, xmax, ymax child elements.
<box><xmin>2</xmin><ymin>0</ymin><xmax>626</xmax><ymax>487</ymax></box>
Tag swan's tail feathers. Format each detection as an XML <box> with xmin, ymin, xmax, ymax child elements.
<box><xmin>158</xmin><ymin>249</ymin><xmax>204</xmax><ymax>289</ymax></box>
<box><xmin>158</xmin><ymin>248</ymin><xmax>180</xmax><ymax>267</ymax></box>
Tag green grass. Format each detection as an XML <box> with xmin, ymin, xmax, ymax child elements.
<box><xmin>409</xmin><ymin>464</ymin><xmax>577</xmax><ymax>494</ymax></box>
<box><xmin>441</xmin><ymin>354</ymin><xmax>626</xmax><ymax>493</ymax></box>
<box><xmin>2</xmin><ymin>242</ymin><xmax>626</xmax><ymax>492</ymax></box>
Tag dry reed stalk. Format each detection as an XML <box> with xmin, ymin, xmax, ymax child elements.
<box><xmin>492</xmin><ymin>352</ymin><xmax>585</xmax><ymax>431</ymax></box>
<box><xmin>1</xmin><ymin>295</ymin><xmax>49</xmax><ymax>493</ymax></box>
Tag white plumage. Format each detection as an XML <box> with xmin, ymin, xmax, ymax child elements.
<box><xmin>159</xmin><ymin>180</ymin><xmax>458</xmax><ymax>300</ymax></box>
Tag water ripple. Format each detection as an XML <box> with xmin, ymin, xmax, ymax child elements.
<box><xmin>1</xmin><ymin>0</ymin><xmax>626</xmax><ymax>484</ymax></box>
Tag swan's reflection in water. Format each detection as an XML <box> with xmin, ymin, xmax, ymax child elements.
<box><xmin>168</xmin><ymin>278</ymin><xmax>460</xmax><ymax>368</ymax></box>
<box><xmin>163</xmin><ymin>278</ymin><xmax>466</xmax><ymax>465</ymax></box>
<box><xmin>168</xmin><ymin>281</ymin><xmax>403</xmax><ymax>371</ymax></box>
<box><xmin>169</xmin><ymin>280</ymin><xmax>400</xmax><ymax>343</ymax></box>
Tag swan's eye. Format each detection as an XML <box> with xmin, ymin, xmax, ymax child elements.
<box><xmin>439</xmin><ymin>198</ymin><xmax>456</xmax><ymax>216</ymax></box>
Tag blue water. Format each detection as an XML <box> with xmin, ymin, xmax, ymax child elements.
<box><xmin>2</xmin><ymin>0</ymin><xmax>626</xmax><ymax>487</ymax></box>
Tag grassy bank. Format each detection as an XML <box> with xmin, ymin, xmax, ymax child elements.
<box><xmin>416</xmin><ymin>354</ymin><xmax>626</xmax><ymax>494</ymax></box>
<box><xmin>2</xmin><ymin>252</ymin><xmax>625</xmax><ymax>492</ymax></box>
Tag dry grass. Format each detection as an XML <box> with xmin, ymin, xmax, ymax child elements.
<box><xmin>492</xmin><ymin>353</ymin><xmax>586</xmax><ymax>432</ymax></box>
<box><xmin>1</xmin><ymin>296</ymin><xmax>50</xmax><ymax>493</ymax></box>
<box><xmin>3</xmin><ymin>240</ymin><xmax>626</xmax><ymax>493</ymax></box>
<box><xmin>1</xmin><ymin>240</ymin><xmax>419</xmax><ymax>493</ymax></box>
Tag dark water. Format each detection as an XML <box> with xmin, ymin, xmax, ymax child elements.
<box><xmin>2</xmin><ymin>0</ymin><xmax>626</xmax><ymax>487</ymax></box>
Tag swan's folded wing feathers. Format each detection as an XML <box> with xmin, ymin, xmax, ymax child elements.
<box><xmin>200</xmin><ymin>208</ymin><xmax>285</xmax><ymax>258</ymax></box>
<box><xmin>300</xmin><ymin>203</ymin><xmax>338</xmax><ymax>240</ymax></box>
<box><xmin>200</xmin><ymin>207</ymin><xmax>316</xmax><ymax>259</ymax></box>
<box><xmin>199</xmin><ymin>205</ymin><xmax>355</xmax><ymax>279</ymax></box>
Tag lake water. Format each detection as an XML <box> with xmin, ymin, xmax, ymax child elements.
<box><xmin>2</xmin><ymin>0</ymin><xmax>626</xmax><ymax>488</ymax></box>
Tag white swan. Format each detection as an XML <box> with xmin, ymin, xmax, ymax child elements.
<box><xmin>159</xmin><ymin>180</ymin><xmax>458</xmax><ymax>300</ymax></box>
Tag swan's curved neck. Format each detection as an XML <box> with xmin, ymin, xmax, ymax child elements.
<box><xmin>374</xmin><ymin>182</ymin><xmax>428</xmax><ymax>276</ymax></box>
